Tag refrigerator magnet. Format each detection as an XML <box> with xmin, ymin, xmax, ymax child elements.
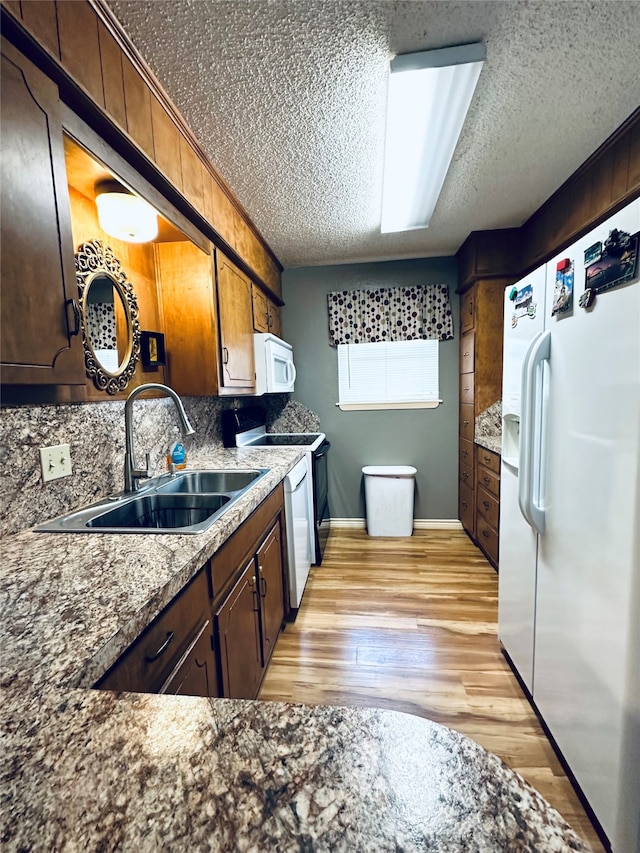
<box><xmin>551</xmin><ymin>260</ymin><xmax>574</xmax><ymax>317</ymax></box>
<box><xmin>584</xmin><ymin>229</ymin><xmax>639</xmax><ymax>295</ymax></box>
<box><xmin>511</xmin><ymin>283</ymin><xmax>537</xmax><ymax>327</ymax></box>
<box><xmin>584</xmin><ymin>241</ymin><xmax>602</xmax><ymax>266</ymax></box>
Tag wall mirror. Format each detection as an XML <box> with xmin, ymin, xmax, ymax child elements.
<box><xmin>75</xmin><ymin>239</ymin><xmax>141</xmax><ymax>394</ymax></box>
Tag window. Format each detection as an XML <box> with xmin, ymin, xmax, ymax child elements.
<box><xmin>337</xmin><ymin>339</ymin><xmax>440</xmax><ymax>411</ymax></box>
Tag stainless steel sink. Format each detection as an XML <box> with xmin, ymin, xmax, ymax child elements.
<box><xmin>35</xmin><ymin>468</ymin><xmax>270</xmax><ymax>534</ymax></box>
<box><xmin>156</xmin><ymin>469</ymin><xmax>262</xmax><ymax>495</ymax></box>
<box><xmin>86</xmin><ymin>493</ymin><xmax>231</xmax><ymax>531</ymax></box>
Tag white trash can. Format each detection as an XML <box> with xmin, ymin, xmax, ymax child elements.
<box><xmin>362</xmin><ymin>465</ymin><xmax>417</xmax><ymax>537</ymax></box>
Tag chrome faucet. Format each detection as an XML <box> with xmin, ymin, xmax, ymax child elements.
<box><xmin>124</xmin><ymin>383</ymin><xmax>195</xmax><ymax>493</ymax></box>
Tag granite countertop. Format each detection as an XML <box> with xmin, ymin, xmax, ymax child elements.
<box><xmin>475</xmin><ymin>400</ymin><xmax>502</xmax><ymax>455</ymax></box>
<box><xmin>0</xmin><ymin>446</ymin><xmax>591</xmax><ymax>852</ymax></box>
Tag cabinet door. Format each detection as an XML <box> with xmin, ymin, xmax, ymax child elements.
<box><xmin>1</xmin><ymin>38</ymin><xmax>84</xmax><ymax>387</ymax></box>
<box><xmin>268</xmin><ymin>302</ymin><xmax>282</xmax><ymax>338</ymax></box>
<box><xmin>256</xmin><ymin>521</ymin><xmax>285</xmax><ymax>667</ymax></box>
<box><xmin>252</xmin><ymin>285</ymin><xmax>269</xmax><ymax>333</ymax></box>
<box><xmin>216</xmin><ymin>252</ymin><xmax>255</xmax><ymax>391</ymax></box>
<box><xmin>216</xmin><ymin>559</ymin><xmax>263</xmax><ymax>699</ymax></box>
<box><xmin>161</xmin><ymin>620</ymin><xmax>220</xmax><ymax>698</ymax></box>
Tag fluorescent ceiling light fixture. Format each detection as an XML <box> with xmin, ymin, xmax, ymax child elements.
<box><xmin>381</xmin><ymin>43</ymin><xmax>486</xmax><ymax>234</ymax></box>
<box><xmin>95</xmin><ymin>180</ymin><xmax>159</xmax><ymax>243</ymax></box>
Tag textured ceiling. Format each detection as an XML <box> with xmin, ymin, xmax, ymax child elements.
<box><xmin>107</xmin><ymin>1</ymin><xmax>640</xmax><ymax>269</ymax></box>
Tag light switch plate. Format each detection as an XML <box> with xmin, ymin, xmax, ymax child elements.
<box><xmin>40</xmin><ymin>444</ymin><xmax>72</xmax><ymax>483</ymax></box>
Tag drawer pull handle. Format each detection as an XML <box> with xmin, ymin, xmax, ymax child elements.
<box><xmin>483</xmin><ymin>455</ymin><xmax>490</xmax><ymax>463</ymax></box>
<box><xmin>146</xmin><ymin>631</ymin><xmax>174</xmax><ymax>662</ymax></box>
<box><xmin>463</xmin><ymin>472</ymin><xmax>468</xmax><ymax>480</ymax></box>
<box><xmin>463</xmin><ymin>420</ymin><xmax>469</xmax><ymax>426</ymax></box>
<box><xmin>483</xmin><ymin>501</ymin><xmax>490</xmax><ymax>510</ymax></box>
<box><xmin>463</xmin><ymin>351</ymin><xmax>470</xmax><ymax>357</ymax></box>
<box><xmin>462</xmin><ymin>501</ymin><xmax>468</xmax><ymax>509</ymax></box>
<box><xmin>482</xmin><ymin>530</ymin><xmax>490</xmax><ymax>538</ymax></box>
<box><xmin>483</xmin><ymin>476</ymin><xmax>490</xmax><ymax>485</ymax></box>
<box><xmin>222</xmin><ymin>346</ymin><xmax>229</xmax><ymax>364</ymax></box>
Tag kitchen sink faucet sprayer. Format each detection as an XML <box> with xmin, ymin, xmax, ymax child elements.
<box><xmin>124</xmin><ymin>383</ymin><xmax>195</xmax><ymax>493</ymax></box>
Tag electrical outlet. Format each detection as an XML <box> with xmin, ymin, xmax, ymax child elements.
<box><xmin>40</xmin><ymin>444</ymin><xmax>72</xmax><ymax>483</ymax></box>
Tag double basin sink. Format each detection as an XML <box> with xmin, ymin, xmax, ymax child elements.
<box><xmin>36</xmin><ymin>469</ymin><xmax>269</xmax><ymax>534</ymax></box>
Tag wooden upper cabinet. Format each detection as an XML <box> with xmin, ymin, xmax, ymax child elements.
<box><xmin>179</xmin><ymin>136</ymin><xmax>204</xmax><ymax>213</ymax></box>
<box><xmin>204</xmin><ymin>173</ymin><xmax>236</xmax><ymax>249</ymax></box>
<box><xmin>19</xmin><ymin>1</ymin><xmax>60</xmax><ymax>58</ymax></box>
<box><xmin>252</xmin><ymin>285</ymin><xmax>269</xmax><ymax>333</ymax></box>
<box><xmin>97</xmin><ymin>21</ymin><xmax>126</xmax><ymax>130</ymax></box>
<box><xmin>150</xmin><ymin>95</ymin><xmax>182</xmax><ymax>191</ymax></box>
<box><xmin>157</xmin><ymin>240</ymin><xmax>219</xmax><ymax>397</ymax></box>
<box><xmin>0</xmin><ymin>37</ymin><xmax>85</xmax><ymax>389</ymax></box>
<box><xmin>57</xmin><ymin>0</ymin><xmax>104</xmax><ymax>108</ymax></box>
<box><xmin>216</xmin><ymin>251</ymin><xmax>255</xmax><ymax>393</ymax></box>
<box><xmin>121</xmin><ymin>53</ymin><xmax>154</xmax><ymax>159</ymax></box>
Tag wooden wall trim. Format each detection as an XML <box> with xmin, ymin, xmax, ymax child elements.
<box><xmin>91</xmin><ymin>0</ymin><xmax>283</xmax><ymax>274</ymax></box>
<box><xmin>519</xmin><ymin>107</ymin><xmax>640</xmax><ymax>273</ymax></box>
<box><xmin>457</xmin><ymin>108</ymin><xmax>640</xmax><ymax>285</ymax></box>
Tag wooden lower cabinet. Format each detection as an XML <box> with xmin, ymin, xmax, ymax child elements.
<box><xmin>216</xmin><ymin>558</ymin><xmax>263</xmax><ymax>699</ymax></box>
<box><xmin>475</xmin><ymin>447</ymin><xmax>501</xmax><ymax>569</ymax></box>
<box><xmin>96</xmin><ymin>486</ymin><xmax>287</xmax><ymax>700</ymax></box>
<box><xmin>216</xmin><ymin>519</ymin><xmax>285</xmax><ymax>699</ymax></box>
<box><xmin>97</xmin><ymin>570</ymin><xmax>216</xmax><ymax>696</ymax></box>
<box><xmin>161</xmin><ymin>619</ymin><xmax>220</xmax><ymax>697</ymax></box>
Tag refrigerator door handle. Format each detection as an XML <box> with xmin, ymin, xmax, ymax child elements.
<box><xmin>518</xmin><ymin>330</ymin><xmax>551</xmax><ymax>534</ymax></box>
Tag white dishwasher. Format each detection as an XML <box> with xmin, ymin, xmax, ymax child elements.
<box><xmin>284</xmin><ymin>456</ymin><xmax>312</xmax><ymax>610</ymax></box>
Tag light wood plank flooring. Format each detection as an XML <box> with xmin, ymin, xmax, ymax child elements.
<box><xmin>259</xmin><ymin>528</ymin><xmax>605</xmax><ymax>853</ymax></box>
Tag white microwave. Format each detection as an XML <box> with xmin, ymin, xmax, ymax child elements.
<box><xmin>253</xmin><ymin>333</ymin><xmax>296</xmax><ymax>395</ymax></box>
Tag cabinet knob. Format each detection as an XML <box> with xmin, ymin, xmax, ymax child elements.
<box><xmin>483</xmin><ymin>501</ymin><xmax>490</xmax><ymax>510</ymax></box>
<box><xmin>463</xmin><ymin>351</ymin><xmax>470</xmax><ymax>357</ymax></box>
<box><xmin>483</xmin><ymin>476</ymin><xmax>490</xmax><ymax>485</ymax></box>
<box><xmin>482</xmin><ymin>530</ymin><xmax>490</xmax><ymax>539</ymax></box>
<box><xmin>463</xmin><ymin>420</ymin><xmax>469</xmax><ymax>426</ymax></box>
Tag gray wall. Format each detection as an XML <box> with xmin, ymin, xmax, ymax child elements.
<box><xmin>282</xmin><ymin>257</ymin><xmax>459</xmax><ymax>520</ymax></box>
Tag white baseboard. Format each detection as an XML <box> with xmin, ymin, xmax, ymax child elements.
<box><xmin>330</xmin><ymin>518</ymin><xmax>463</xmax><ymax>531</ymax></box>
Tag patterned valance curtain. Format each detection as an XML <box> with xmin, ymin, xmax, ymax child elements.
<box><xmin>327</xmin><ymin>284</ymin><xmax>453</xmax><ymax>346</ymax></box>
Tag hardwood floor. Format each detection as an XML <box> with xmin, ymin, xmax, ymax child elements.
<box><xmin>259</xmin><ymin>527</ymin><xmax>606</xmax><ymax>853</ymax></box>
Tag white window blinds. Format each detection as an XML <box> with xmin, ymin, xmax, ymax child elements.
<box><xmin>337</xmin><ymin>340</ymin><xmax>440</xmax><ymax>411</ymax></box>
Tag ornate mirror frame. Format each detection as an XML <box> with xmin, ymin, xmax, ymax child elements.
<box><xmin>75</xmin><ymin>239</ymin><xmax>141</xmax><ymax>395</ymax></box>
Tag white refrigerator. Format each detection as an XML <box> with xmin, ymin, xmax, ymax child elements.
<box><xmin>498</xmin><ymin>198</ymin><xmax>640</xmax><ymax>853</ymax></box>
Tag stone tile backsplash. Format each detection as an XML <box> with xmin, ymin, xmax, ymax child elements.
<box><xmin>0</xmin><ymin>394</ymin><xmax>318</xmax><ymax>536</ymax></box>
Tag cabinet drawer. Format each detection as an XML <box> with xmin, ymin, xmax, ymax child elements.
<box><xmin>461</xmin><ymin>288</ymin><xmax>475</xmax><ymax>333</ymax></box>
<box><xmin>459</xmin><ymin>437</ymin><xmax>474</xmax><ymax>468</ymax></box>
<box><xmin>476</xmin><ymin>447</ymin><xmax>500</xmax><ymax>474</ymax></box>
<box><xmin>459</xmin><ymin>371</ymin><xmax>474</xmax><ymax>405</ymax></box>
<box><xmin>459</xmin><ymin>459</ymin><xmax>474</xmax><ymax>489</ymax></box>
<box><xmin>460</xmin><ymin>331</ymin><xmax>475</xmax><ymax>374</ymax></box>
<box><xmin>459</xmin><ymin>480</ymin><xmax>474</xmax><ymax>536</ymax></box>
<box><xmin>98</xmin><ymin>569</ymin><xmax>210</xmax><ymax>693</ymax></box>
<box><xmin>476</xmin><ymin>485</ymin><xmax>499</xmax><ymax>529</ymax></box>
<box><xmin>459</xmin><ymin>403</ymin><xmax>474</xmax><ymax>442</ymax></box>
<box><xmin>476</xmin><ymin>516</ymin><xmax>499</xmax><ymax>566</ymax></box>
<box><xmin>477</xmin><ymin>465</ymin><xmax>500</xmax><ymax>499</ymax></box>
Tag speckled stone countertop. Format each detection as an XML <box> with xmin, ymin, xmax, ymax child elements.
<box><xmin>0</xmin><ymin>447</ymin><xmax>591</xmax><ymax>852</ymax></box>
<box><xmin>475</xmin><ymin>400</ymin><xmax>502</xmax><ymax>455</ymax></box>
